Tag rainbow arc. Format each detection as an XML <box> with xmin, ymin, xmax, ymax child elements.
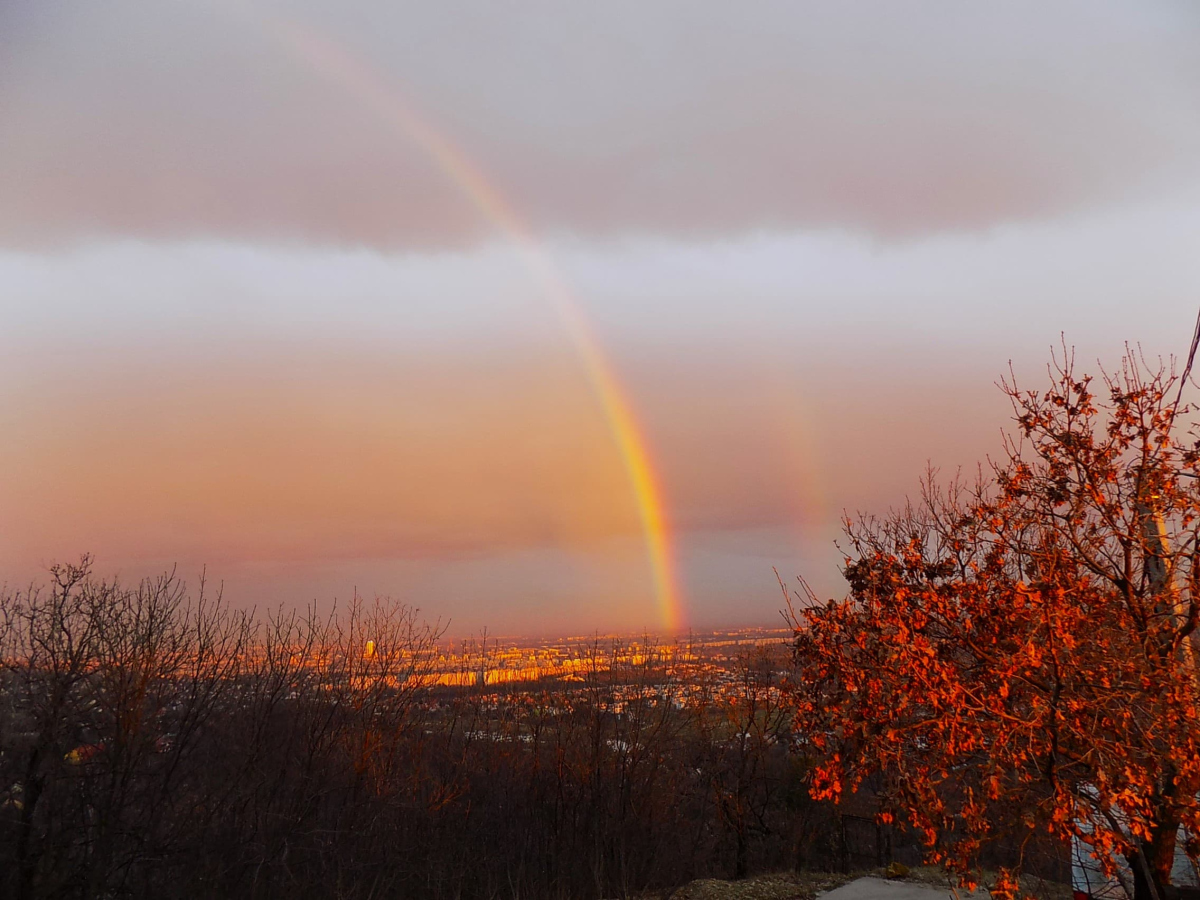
<box><xmin>254</xmin><ymin>16</ymin><xmax>685</xmax><ymax>631</ymax></box>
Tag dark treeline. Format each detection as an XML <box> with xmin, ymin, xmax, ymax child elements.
<box><xmin>0</xmin><ymin>559</ymin><xmax>849</xmax><ymax>900</ymax></box>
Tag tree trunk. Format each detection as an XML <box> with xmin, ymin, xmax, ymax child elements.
<box><xmin>1131</xmin><ymin>816</ymin><xmax>1180</xmax><ymax>900</ymax></box>
<box><xmin>15</xmin><ymin>763</ymin><xmax>45</xmax><ymax>900</ymax></box>
<box><xmin>735</xmin><ymin>821</ymin><xmax>748</xmax><ymax>880</ymax></box>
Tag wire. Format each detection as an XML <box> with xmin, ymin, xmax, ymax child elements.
<box><xmin>1173</xmin><ymin>305</ymin><xmax>1200</xmax><ymax>415</ymax></box>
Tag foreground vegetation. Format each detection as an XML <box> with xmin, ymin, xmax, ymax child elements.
<box><xmin>791</xmin><ymin>350</ymin><xmax>1200</xmax><ymax>900</ymax></box>
<box><xmin>0</xmin><ymin>564</ymin><xmax>852</xmax><ymax>900</ymax></box>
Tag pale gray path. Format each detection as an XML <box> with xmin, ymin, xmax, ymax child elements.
<box><xmin>823</xmin><ymin>878</ymin><xmax>986</xmax><ymax>900</ymax></box>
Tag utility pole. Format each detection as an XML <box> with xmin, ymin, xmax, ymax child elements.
<box><xmin>1143</xmin><ymin>307</ymin><xmax>1200</xmax><ymax>678</ymax></box>
<box><xmin>1137</xmin><ymin>491</ymin><xmax>1196</xmax><ymax>674</ymax></box>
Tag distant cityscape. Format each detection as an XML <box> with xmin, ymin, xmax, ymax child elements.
<box><xmin>424</xmin><ymin>626</ymin><xmax>794</xmax><ymax>690</ymax></box>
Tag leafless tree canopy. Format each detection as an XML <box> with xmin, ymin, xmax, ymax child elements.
<box><xmin>0</xmin><ymin>559</ymin><xmax>829</xmax><ymax>900</ymax></box>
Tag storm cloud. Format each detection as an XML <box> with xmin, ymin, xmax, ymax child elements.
<box><xmin>3</xmin><ymin>0</ymin><xmax>1199</xmax><ymax>249</ymax></box>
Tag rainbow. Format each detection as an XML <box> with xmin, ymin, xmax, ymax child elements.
<box><xmin>250</xmin><ymin>16</ymin><xmax>685</xmax><ymax>631</ymax></box>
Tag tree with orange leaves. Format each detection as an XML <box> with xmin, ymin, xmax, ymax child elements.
<box><xmin>789</xmin><ymin>347</ymin><xmax>1200</xmax><ymax>900</ymax></box>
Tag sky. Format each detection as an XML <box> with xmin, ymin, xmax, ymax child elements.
<box><xmin>3</xmin><ymin>0</ymin><xmax>1200</xmax><ymax>636</ymax></box>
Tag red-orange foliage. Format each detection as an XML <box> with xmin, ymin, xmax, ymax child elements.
<box><xmin>790</xmin><ymin>350</ymin><xmax>1200</xmax><ymax>900</ymax></box>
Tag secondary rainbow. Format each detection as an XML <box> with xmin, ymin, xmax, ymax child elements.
<box><xmin>253</xmin><ymin>16</ymin><xmax>685</xmax><ymax>631</ymax></box>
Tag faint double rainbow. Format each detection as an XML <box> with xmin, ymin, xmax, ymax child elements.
<box><xmin>250</xmin><ymin>15</ymin><xmax>684</xmax><ymax>632</ymax></box>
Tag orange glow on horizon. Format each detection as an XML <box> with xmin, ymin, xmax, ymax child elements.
<box><xmin>254</xmin><ymin>16</ymin><xmax>686</xmax><ymax>631</ymax></box>
<box><xmin>0</xmin><ymin>357</ymin><xmax>647</xmax><ymax>565</ymax></box>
